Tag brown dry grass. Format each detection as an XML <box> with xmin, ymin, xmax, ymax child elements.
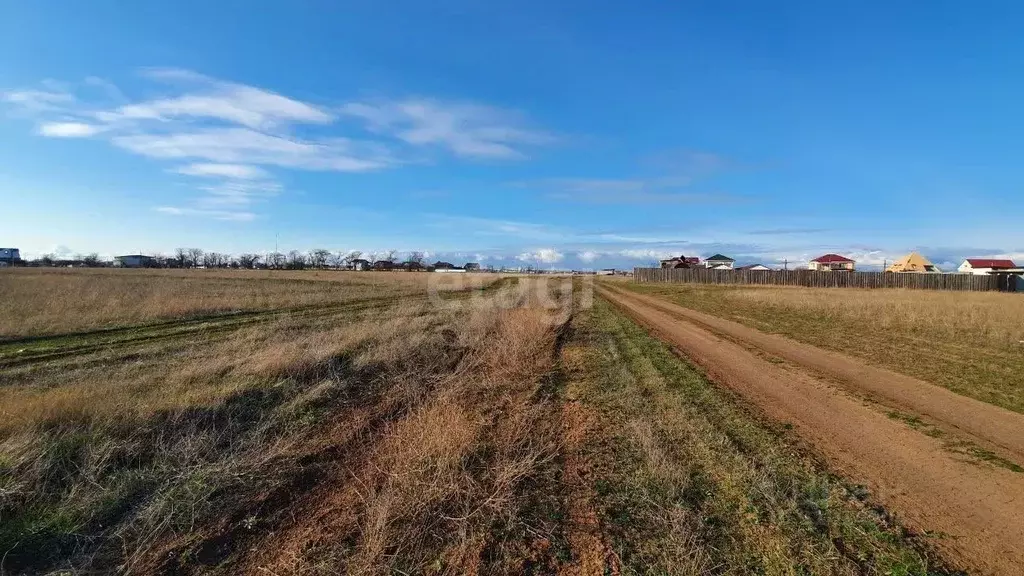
<box><xmin>0</xmin><ymin>274</ymin><xmax>573</xmax><ymax>574</ymax></box>
<box><xmin>0</xmin><ymin>267</ymin><xmax>500</xmax><ymax>339</ymax></box>
<box><xmin>623</xmin><ymin>282</ymin><xmax>1024</xmax><ymax>412</ymax></box>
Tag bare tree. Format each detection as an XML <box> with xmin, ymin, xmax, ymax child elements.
<box><xmin>174</xmin><ymin>248</ymin><xmax>188</xmax><ymax>269</ymax></box>
<box><xmin>82</xmin><ymin>253</ymin><xmax>101</xmax><ymax>267</ymax></box>
<box><xmin>287</xmin><ymin>250</ymin><xmax>306</xmax><ymax>270</ymax></box>
<box><xmin>383</xmin><ymin>250</ymin><xmax>398</xmax><ymax>263</ymax></box>
<box><xmin>38</xmin><ymin>253</ymin><xmax>55</xmax><ymax>267</ymax></box>
<box><xmin>406</xmin><ymin>251</ymin><xmax>425</xmax><ymax>265</ymax></box>
<box><xmin>329</xmin><ymin>251</ymin><xmax>345</xmax><ymax>269</ymax></box>
<box><xmin>186</xmin><ymin>248</ymin><xmax>204</xmax><ymax>269</ymax></box>
<box><xmin>343</xmin><ymin>250</ymin><xmax>363</xmax><ymax>268</ymax></box>
<box><xmin>267</xmin><ymin>252</ymin><xmax>285</xmax><ymax>269</ymax></box>
<box><xmin>238</xmin><ymin>253</ymin><xmax>261</xmax><ymax>269</ymax></box>
<box><xmin>365</xmin><ymin>251</ymin><xmax>378</xmax><ymax>265</ymax></box>
<box><xmin>309</xmin><ymin>248</ymin><xmax>331</xmax><ymax>269</ymax></box>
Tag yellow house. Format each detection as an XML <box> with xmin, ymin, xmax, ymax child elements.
<box><xmin>886</xmin><ymin>252</ymin><xmax>941</xmax><ymax>273</ymax></box>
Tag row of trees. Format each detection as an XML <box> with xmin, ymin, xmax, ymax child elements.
<box><xmin>23</xmin><ymin>249</ymin><xmax>432</xmax><ymax>270</ymax></box>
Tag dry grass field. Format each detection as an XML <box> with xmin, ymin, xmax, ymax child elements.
<box><xmin>0</xmin><ymin>270</ymin><xmax>950</xmax><ymax>574</ymax></box>
<box><xmin>622</xmin><ymin>281</ymin><xmax>1024</xmax><ymax>413</ymax></box>
<box><xmin>0</xmin><ymin>268</ymin><xmax>496</xmax><ymax>339</ymax></box>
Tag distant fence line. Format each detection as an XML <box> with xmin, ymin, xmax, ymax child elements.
<box><xmin>633</xmin><ymin>267</ymin><xmax>1013</xmax><ymax>292</ymax></box>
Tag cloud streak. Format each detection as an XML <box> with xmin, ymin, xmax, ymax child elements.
<box><xmin>341</xmin><ymin>98</ymin><xmax>553</xmax><ymax>159</ymax></box>
<box><xmin>175</xmin><ymin>163</ymin><xmax>270</xmax><ymax>180</ymax></box>
<box><xmin>516</xmin><ymin>150</ymin><xmax>747</xmax><ymax>204</ymax></box>
<box><xmin>38</xmin><ymin>122</ymin><xmax>104</xmax><ymax>137</ymax></box>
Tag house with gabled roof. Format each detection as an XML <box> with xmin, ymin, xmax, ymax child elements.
<box><xmin>958</xmin><ymin>258</ymin><xmax>1020</xmax><ymax>275</ymax></box>
<box><xmin>703</xmin><ymin>254</ymin><xmax>735</xmax><ymax>270</ymax></box>
<box><xmin>808</xmin><ymin>254</ymin><xmax>855</xmax><ymax>271</ymax></box>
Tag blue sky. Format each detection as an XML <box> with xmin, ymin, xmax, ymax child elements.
<box><xmin>2</xmin><ymin>0</ymin><xmax>1022</xmax><ymax>270</ymax></box>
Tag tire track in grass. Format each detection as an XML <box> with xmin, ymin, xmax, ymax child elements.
<box><xmin>0</xmin><ymin>297</ymin><xmax>407</xmax><ymax>370</ymax></box>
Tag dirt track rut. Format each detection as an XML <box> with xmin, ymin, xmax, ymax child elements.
<box><xmin>600</xmin><ymin>285</ymin><xmax>1024</xmax><ymax>575</ymax></box>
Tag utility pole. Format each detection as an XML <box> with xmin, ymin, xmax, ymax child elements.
<box><xmin>784</xmin><ymin>258</ymin><xmax>788</xmax><ymax>271</ymax></box>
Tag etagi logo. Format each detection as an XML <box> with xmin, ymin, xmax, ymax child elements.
<box><xmin>426</xmin><ymin>274</ymin><xmax>594</xmax><ymax>325</ymax></box>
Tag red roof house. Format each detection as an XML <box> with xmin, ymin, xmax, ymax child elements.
<box><xmin>958</xmin><ymin>258</ymin><xmax>1019</xmax><ymax>275</ymax></box>
<box><xmin>809</xmin><ymin>254</ymin><xmax>855</xmax><ymax>271</ymax></box>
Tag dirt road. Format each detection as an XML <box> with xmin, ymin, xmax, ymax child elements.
<box><xmin>600</xmin><ymin>285</ymin><xmax>1024</xmax><ymax>575</ymax></box>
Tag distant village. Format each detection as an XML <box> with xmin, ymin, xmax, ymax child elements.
<box><xmin>658</xmin><ymin>252</ymin><xmax>1024</xmax><ymax>277</ymax></box>
<box><xmin>2</xmin><ymin>246</ymin><xmax>1021</xmax><ymax>278</ymax></box>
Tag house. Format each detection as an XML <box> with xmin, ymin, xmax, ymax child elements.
<box><xmin>659</xmin><ymin>255</ymin><xmax>697</xmax><ymax>269</ymax></box>
<box><xmin>0</xmin><ymin>248</ymin><xmax>21</xmax><ymax>265</ymax></box>
<box><xmin>371</xmin><ymin>260</ymin><xmax>396</xmax><ymax>271</ymax></box>
<box><xmin>703</xmin><ymin>254</ymin><xmax>735</xmax><ymax>269</ymax></box>
<box><xmin>736</xmin><ymin>264</ymin><xmax>771</xmax><ymax>271</ymax></box>
<box><xmin>958</xmin><ymin>258</ymin><xmax>1020</xmax><ymax>275</ymax></box>
<box><xmin>886</xmin><ymin>252</ymin><xmax>940</xmax><ymax>273</ymax></box>
<box><xmin>349</xmin><ymin>258</ymin><xmax>370</xmax><ymax>271</ymax></box>
<box><xmin>463</xmin><ymin>262</ymin><xmax>481</xmax><ymax>271</ymax></box>
<box><xmin>808</xmin><ymin>254</ymin><xmax>855</xmax><ymax>271</ymax></box>
<box><xmin>401</xmin><ymin>261</ymin><xmax>425</xmax><ymax>272</ymax></box>
<box><xmin>114</xmin><ymin>254</ymin><xmax>157</xmax><ymax>268</ymax></box>
<box><xmin>432</xmin><ymin>261</ymin><xmax>457</xmax><ymax>270</ymax></box>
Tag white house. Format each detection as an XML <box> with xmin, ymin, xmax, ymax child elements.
<box><xmin>737</xmin><ymin>264</ymin><xmax>771</xmax><ymax>271</ymax></box>
<box><xmin>958</xmin><ymin>258</ymin><xmax>1019</xmax><ymax>275</ymax></box>
<box><xmin>114</xmin><ymin>254</ymin><xmax>156</xmax><ymax>268</ymax></box>
<box><xmin>808</xmin><ymin>254</ymin><xmax>855</xmax><ymax>271</ymax></box>
<box><xmin>704</xmin><ymin>254</ymin><xmax>735</xmax><ymax>269</ymax></box>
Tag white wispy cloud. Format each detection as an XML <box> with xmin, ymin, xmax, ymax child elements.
<box><xmin>341</xmin><ymin>98</ymin><xmax>553</xmax><ymax>159</ymax></box>
<box><xmin>5</xmin><ymin>69</ymin><xmax>552</xmax><ymax>220</ymax></box>
<box><xmin>111</xmin><ymin>128</ymin><xmax>391</xmax><ymax>172</ymax></box>
<box><xmin>175</xmin><ymin>163</ymin><xmax>269</xmax><ymax>180</ymax></box>
<box><xmin>38</xmin><ymin>121</ymin><xmax>104</xmax><ymax>137</ymax></box>
<box><xmin>517</xmin><ymin>248</ymin><xmax>564</xmax><ymax>264</ymax></box>
<box><xmin>3</xmin><ymin>89</ymin><xmax>75</xmax><ymax>112</ymax></box>
<box><xmin>155</xmin><ymin>206</ymin><xmax>257</xmax><ymax>221</ymax></box>
<box><xmin>109</xmin><ymin>70</ymin><xmax>334</xmax><ymax>130</ymax></box>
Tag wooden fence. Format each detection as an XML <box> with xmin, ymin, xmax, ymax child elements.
<box><xmin>633</xmin><ymin>267</ymin><xmax>1012</xmax><ymax>292</ymax></box>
